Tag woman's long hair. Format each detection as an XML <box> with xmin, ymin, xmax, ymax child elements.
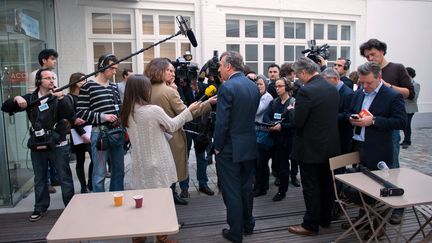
<box><xmin>68</xmin><ymin>72</ymin><xmax>85</xmax><ymax>95</ymax></box>
<box><xmin>120</xmin><ymin>74</ymin><xmax>152</xmax><ymax>127</ymax></box>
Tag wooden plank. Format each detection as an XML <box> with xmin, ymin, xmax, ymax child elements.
<box><xmin>0</xmin><ymin>191</ymin><xmax>429</xmax><ymax>243</ymax></box>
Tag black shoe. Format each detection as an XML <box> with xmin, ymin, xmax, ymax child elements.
<box><xmin>291</xmin><ymin>177</ymin><xmax>301</xmax><ymax>187</ymax></box>
<box><xmin>222</xmin><ymin>228</ymin><xmax>242</xmax><ymax>243</ymax></box>
<box><xmin>272</xmin><ymin>192</ymin><xmax>286</xmax><ymax>202</ymax></box>
<box><xmin>243</xmin><ymin>228</ymin><xmax>254</xmax><ymax>235</ymax></box>
<box><xmin>389</xmin><ymin>211</ymin><xmax>403</xmax><ymax>225</ymax></box>
<box><xmin>81</xmin><ymin>187</ymin><xmax>89</xmax><ymax>193</ymax></box>
<box><xmin>29</xmin><ymin>211</ymin><xmax>45</xmax><ymax>222</ymax></box>
<box><xmin>173</xmin><ymin>193</ymin><xmax>188</xmax><ymax>205</ymax></box>
<box><xmin>274</xmin><ymin>178</ymin><xmax>280</xmax><ymax>186</ymax></box>
<box><xmin>178</xmin><ymin>221</ymin><xmax>185</xmax><ymax>229</ymax></box>
<box><xmin>199</xmin><ymin>186</ymin><xmax>215</xmax><ymax>196</ymax></box>
<box><xmin>50</xmin><ymin>179</ymin><xmax>59</xmax><ymax>186</ymax></box>
<box><xmin>179</xmin><ymin>189</ymin><xmax>190</xmax><ymax>198</ymax></box>
<box><xmin>253</xmin><ymin>190</ymin><xmax>267</xmax><ymax>197</ymax></box>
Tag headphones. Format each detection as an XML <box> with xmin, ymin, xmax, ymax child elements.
<box><xmin>98</xmin><ymin>53</ymin><xmax>115</xmax><ymax>69</ymax></box>
<box><xmin>343</xmin><ymin>59</ymin><xmax>351</xmax><ymax>71</ymax></box>
<box><xmin>279</xmin><ymin>77</ymin><xmax>290</xmax><ymax>92</ymax></box>
<box><xmin>35</xmin><ymin>68</ymin><xmax>50</xmax><ymax>87</ymax></box>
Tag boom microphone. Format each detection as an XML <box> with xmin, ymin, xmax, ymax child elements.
<box><xmin>198</xmin><ymin>85</ymin><xmax>217</xmax><ymax>101</ymax></box>
<box><xmin>176</xmin><ymin>15</ymin><xmax>198</xmax><ymax>47</ymax></box>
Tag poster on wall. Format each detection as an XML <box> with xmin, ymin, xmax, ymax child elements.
<box><xmin>14</xmin><ymin>9</ymin><xmax>40</xmax><ymax>39</ymax></box>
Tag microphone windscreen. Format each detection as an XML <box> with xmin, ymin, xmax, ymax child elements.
<box><xmin>205</xmin><ymin>85</ymin><xmax>217</xmax><ymax>97</ymax></box>
<box><xmin>186</xmin><ymin>29</ymin><xmax>198</xmax><ymax>47</ymax></box>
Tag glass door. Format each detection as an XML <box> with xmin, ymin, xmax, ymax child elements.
<box><xmin>0</xmin><ymin>31</ymin><xmax>45</xmax><ymax>206</ymax></box>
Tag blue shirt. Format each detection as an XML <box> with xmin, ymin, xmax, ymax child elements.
<box><xmin>352</xmin><ymin>82</ymin><xmax>383</xmax><ymax>142</ymax></box>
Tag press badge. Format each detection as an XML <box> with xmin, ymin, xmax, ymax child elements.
<box><xmin>114</xmin><ymin>104</ymin><xmax>119</xmax><ymax>111</ymax></box>
<box><xmin>274</xmin><ymin>113</ymin><xmax>282</xmax><ymax>120</ymax></box>
<box><xmin>38</xmin><ymin>103</ymin><xmax>49</xmax><ymax>112</ymax></box>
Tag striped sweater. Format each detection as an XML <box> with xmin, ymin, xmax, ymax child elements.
<box><xmin>76</xmin><ymin>80</ymin><xmax>121</xmax><ymax>125</ymax></box>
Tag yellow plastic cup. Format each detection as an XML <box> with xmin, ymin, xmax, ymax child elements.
<box><xmin>113</xmin><ymin>193</ymin><xmax>123</xmax><ymax>207</ymax></box>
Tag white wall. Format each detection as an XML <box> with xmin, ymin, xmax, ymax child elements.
<box><xmin>55</xmin><ymin>0</ymin><xmax>88</xmax><ymax>86</ymax></box>
<box><xmin>366</xmin><ymin>0</ymin><xmax>432</xmax><ymax>112</ymax></box>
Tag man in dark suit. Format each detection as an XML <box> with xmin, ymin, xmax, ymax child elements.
<box><xmin>349</xmin><ymin>61</ymin><xmax>406</xmax><ymax>170</ymax></box>
<box><xmin>288</xmin><ymin>57</ymin><xmax>340</xmax><ymax>236</ymax></box>
<box><xmin>346</xmin><ymin>62</ymin><xmax>406</xmax><ymax>239</ymax></box>
<box><xmin>214</xmin><ymin>51</ymin><xmax>260</xmax><ymax>243</ymax></box>
<box><xmin>322</xmin><ymin>67</ymin><xmax>354</xmax><ymax>154</ymax></box>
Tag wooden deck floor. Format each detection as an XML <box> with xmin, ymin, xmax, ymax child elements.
<box><xmin>0</xmin><ymin>184</ymin><xmax>430</xmax><ymax>243</ymax></box>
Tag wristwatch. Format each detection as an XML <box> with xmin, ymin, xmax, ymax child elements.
<box><xmin>372</xmin><ymin>116</ymin><xmax>376</xmax><ymax>125</ymax></box>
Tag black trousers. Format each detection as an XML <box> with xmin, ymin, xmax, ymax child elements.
<box><xmin>216</xmin><ymin>154</ymin><xmax>255</xmax><ymax>242</ymax></box>
<box><xmin>254</xmin><ymin>146</ymin><xmax>273</xmax><ymax>192</ymax></box>
<box><xmin>299</xmin><ymin>162</ymin><xmax>334</xmax><ymax>232</ymax></box>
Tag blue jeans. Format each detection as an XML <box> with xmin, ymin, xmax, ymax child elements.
<box><xmin>31</xmin><ymin>145</ymin><xmax>74</xmax><ymax>212</ymax></box>
<box><xmin>180</xmin><ymin>135</ymin><xmax>209</xmax><ymax>191</ymax></box>
<box><xmin>392</xmin><ymin>130</ymin><xmax>401</xmax><ymax>169</ymax></box>
<box><xmin>90</xmin><ymin>131</ymin><xmax>124</xmax><ymax>192</ymax></box>
<box><xmin>180</xmin><ymin>149</ymin><xmax>209</xmax><ymax>190</ymax></box>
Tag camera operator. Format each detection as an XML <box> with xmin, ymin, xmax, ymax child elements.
<box><xmin>2</xmin><ymin>68</ymin><xmax>75</xmax><ymax>222</ymax></box>
<box><xmin>173</xmin><ymin>55</ymin><xmax>217</xmax><ymax>197</ymax></box>
<box><xmin>302</xmin><ymin>41</ymin><xmax>330</xmax><ymax>72</ymax></box>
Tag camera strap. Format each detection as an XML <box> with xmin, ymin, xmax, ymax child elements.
<box><xmin>28</xmin><ymin>92</ymin><xmax>58</xmax><ymax>134</ymax></box>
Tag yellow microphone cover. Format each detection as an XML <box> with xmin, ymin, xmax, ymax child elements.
<box><xmin>205</xmin><ymin>85</ymin><xmax>217</xmax><ymax>97</ymax></box>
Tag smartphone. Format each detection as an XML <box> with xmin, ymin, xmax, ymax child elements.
<box><xmin>350</xmin><ymin>114</ymin><xmax>360</xmax><ymax>120</ymax></box>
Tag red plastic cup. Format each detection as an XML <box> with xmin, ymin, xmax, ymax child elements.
<box><xmin>133</xmin><ymin>195</ymin><xmax>143</xmax><ymax>208</ymax></box>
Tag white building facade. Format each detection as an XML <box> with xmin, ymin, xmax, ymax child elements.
<box><xmin>55</xmin><ymin>0</ymin><xmax>431</xmax><ymax>112</ymax></box>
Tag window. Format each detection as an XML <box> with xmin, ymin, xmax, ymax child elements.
<box><xmin>93</xmin><ymin>42</ymin><xmax>132</xmax><ymax>81</ymax></box>
<box><xmin>159</xmin><ymin>15</ymin><xmax>175</xmax><ymax>35</ymax></box>
<box><xmin>245</xmin><ymin>20</ymin><xmax>258</xmax><ymax>38</ymax></box>
<box><xmin>263</xmin><ymin>45</ymin><xmax>275</xmax><ymax>71</ymax></box>
<box><xmin>226</xmin><ymin>19</ymin><xmax>240</xmax><ymax>37</ymax></box>
<box><xmin>341</xmin><ymin>46</ymin><xmax>350</xmax><ymax>59</ymax></box>
<box><xmin>224</xmin><ymin>17</ymin><xmax>353</xmax><ymax>73</ymax></box>
<box><xmin>314</xmin><ymin>24</ymin><xmax>324</xmax><ymax>40</ymax></box>
<box><xmin>284</xmin><ymin>22</ymin><xmax>305</xmax><ymax>39</ymax></box>
<box><xmin>143</xmin><ymin>42</ymin><xmax>154</xmax><ymax>69</ymax></box>
<box><xmin>140</xmin><ymin>14</ymin><xmax>192</xmax><ymax>69</ymax></box>
<box><xmin>90</xmin><ymin>10</ymin><xmax>192</xmax><ymax>75</ymax></box>
<box><xmin>284</xmin><ymin>45</ymin><xmax>306</xmax><ymax>62</ymax></box>
<box><xmin>227</xmin><ymin>44</ymin><xmax>240</xmax><ymax>52</ymax></box>
<box><xmin>245</xmin><ymin>44</ymin><xmax>258</xmax><ymax>73</ymax></box>
<box><xmin>92</xmin><ymin>13</ymin><xmax>131</xmax><ymax>34</ymax></box>
<box><xmin>341</xmin><ymin>25</ymin><xmax>351</xmax><ymax>40</ymax></box>
<box><xmin>328</xmin><ymin>24</ymin><xmax>337</xmax><ymax>40</ymax></box>
<box><xmin>142</xmin><ymin>15</ymin><xmax>154</xmax><ymax>35</ymax></box>
<box><xmin>263</xmin><ymin>21</ymin><xmax>275</xmax><ymax>38</ymax></box>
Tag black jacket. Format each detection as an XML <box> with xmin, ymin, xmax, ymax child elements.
<box><xmin>2</xmin><ymin>90</ymin><xmax>75</xmax><ymax>142</ymax></box>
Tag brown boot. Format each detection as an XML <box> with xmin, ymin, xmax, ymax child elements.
<box><xmin>156</xmin><ymin>235</ymin><xmax>177</xmax><ymax>243</ymax></box>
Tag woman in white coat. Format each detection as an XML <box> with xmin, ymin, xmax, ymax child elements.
<box><xmin>120</xmin><ymin>74</ymin><xmax>200</xmax><ymax>243</ymax></box>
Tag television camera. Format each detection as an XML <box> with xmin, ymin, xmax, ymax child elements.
<box><xmin>301</xmin><ymin>40</ymin><xmax>330</xmax><ymax>64</ymax></box>
<box><xmin>171</xmin><ymin>52</ymin><xmax>199</xmax><ymax>87</ymax></box>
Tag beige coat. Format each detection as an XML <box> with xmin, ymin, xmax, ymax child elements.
<box><xmin>151</xmin><ymin>83</ymin><xmax>211</xmax><ymax>181</ymax></box>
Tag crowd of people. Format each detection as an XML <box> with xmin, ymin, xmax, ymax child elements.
<box><xmin>1</xmin><ymin>37</ymin><xmax>421</xmax><ymax>242</ymax></box>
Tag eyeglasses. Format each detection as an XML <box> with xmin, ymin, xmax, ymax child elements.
<box><xmin>41</xmin><ymin>77</ymin><xmax>56</xmax><ymax>80</ymax></box>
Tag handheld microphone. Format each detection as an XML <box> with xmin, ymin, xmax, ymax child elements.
<box><xmin>176</xmin><ymin>15</ymin><xmax>198</xmax><ymax>47</ymax></box>
<box><xmin>198</xmin><ymin>85</ymin><xmax>217</xmax><ymax>101</ymax></box>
